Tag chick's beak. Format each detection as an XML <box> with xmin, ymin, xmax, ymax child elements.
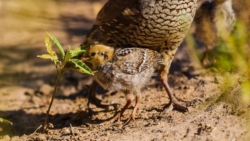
<box><xmin>80</xmin><ymin>57</ymin><xmax>90</xmax><ymax>62</ymax></box>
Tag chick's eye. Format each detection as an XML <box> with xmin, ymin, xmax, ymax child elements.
<box><xmin>104</xmin><ymin>54</ymin><xmax>108</xmax><ymax>60</ymax></box>
<box><xmin>90</xmin><ymin>52</ymin><xmax>96</xmax><ymax>56</ymax></box>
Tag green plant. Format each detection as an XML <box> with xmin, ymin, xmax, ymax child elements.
<box><xmin>0</xmin><ymin>118</ymin><xmax>13</xmax><ymax>125</ymax></box>
<box><xmin>37</xmin><ymin>32</ymin><xmax>93</xmax><ymax>130</ymax></box>
<box><xmin>220</xmin><ymin>21</ymin><xmax>250</xmax><ymax>105</ymax></box>
<box><xmin>186</xmin><ymin>21</ymin><xmax>250</xmax><ymax>106</ymax></box>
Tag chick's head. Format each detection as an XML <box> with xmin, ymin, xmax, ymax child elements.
<box><xmin>84</xmin><ymin>44</ymin><xmax>114</xmax><ymax>69</ymax></box>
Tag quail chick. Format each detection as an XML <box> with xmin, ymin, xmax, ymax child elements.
<box><xmin>194</xmin><ymin>0</ymin><xmax>235</xmax><ymax>66</ymax></box>
<box><xmin>81</xmin><ymin>0</ymin><xmax>198</xmax><ymax>112</ymax></box>
<box><xmin>84</xmin><ymin>43</ymin><xmax>161</xmax><ymax>124</ymax></box>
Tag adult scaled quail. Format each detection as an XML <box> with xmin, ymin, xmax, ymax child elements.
<box><xmin>81</xmin><ymin>0</ymin><xmax>198</xmax><ymax>112</ymax></box>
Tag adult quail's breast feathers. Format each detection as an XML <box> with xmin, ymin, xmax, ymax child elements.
<box><xmin>83</xmin><ymin>0</ymin><xmax>197</xmax><ymax>52</ymax></box>
<box><xmin>83</xmin><ymin>0</ymin><xmax>140</xmax><ymax>46</ymax></box>
<box><xmin>94</xmin><ymin>0</ymin><xmax>139</xmax><ymax>25</ymax></box>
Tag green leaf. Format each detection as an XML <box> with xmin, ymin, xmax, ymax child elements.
<box><xmin>46</xmin><ymin>32</ymin><xmax>65</xmax><ymax>58</ymax></box>
<box><xmin>71</xmin><ymin>47</ymin><xmax>86</xmax><ymax>58</ymax></box>
<box><xmin>64</xmin><ymin>46</ymin><xmax>86</xmax><ymax>63</ymax></box>
<box><xmin>37</xmin><ymin>54</ymin><xmax>58</xmax><ymax>64</ymax></box>
<box><xmin>69</xmin><ymin>59</ymin><xmax>93</xmax><ymax>75</ymax></box>
<box><xmin>44</xmin><ymin>35</ymin><xmax>56</xmax><ymax>56</ymax></box>
<box><xmin>0</xmin><ymin>118</ymin><xmax>13</xmax><ymax>125</ymax></box>
<box><xmin>80</xmin><ymin>44</ymin><xmax>90</xmax><ymax>50</ymax></box>
<box><xmin>64</xmin><ymin>46</ymin><xmax>72</xmax><ymax>63</ymax></box>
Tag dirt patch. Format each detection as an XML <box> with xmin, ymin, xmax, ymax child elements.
<box><xmin>0</xmin><ymin>0</ymin><xmax>249</xmax><ymax>141</ymax></box>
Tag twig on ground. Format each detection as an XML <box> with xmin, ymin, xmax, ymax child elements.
<box><xmin>33</xmin><ymin>125</ymin><xmax>43</xmax><ymax>134</ymax></box>
<box><xmin>70</xmin><ymin>124</ymin><xmax>77</xmax><ymax>141</ymax></box>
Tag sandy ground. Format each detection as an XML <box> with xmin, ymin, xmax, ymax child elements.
<box><xmin>0</xmin><ymin>0</ymin><xmax>250</xmax><ymax>141</ymax></box>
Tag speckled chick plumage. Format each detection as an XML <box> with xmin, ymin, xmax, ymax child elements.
<box><xmin>85</xmin><ymin>44</ymin><xmax>160</xmax><ymax>93</ymax></box>
<box><xmin>85</xmin><ymin>44</ymin><xmax>161</xmax><ymax>124</ymax></box>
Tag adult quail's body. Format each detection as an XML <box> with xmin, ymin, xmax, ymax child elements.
<box><xmin>194</xmin><ymin>0</ymin><xmax>235</xmax><ymax>66</ymax></box>
<box><xmin>82</xmin><ymin>0</ymin><xmax>197</xmax><ymax>112</ymax></box>
<box><xmin>84</xmin><ymin>44</ymin><xmax>161</xmax><ymax>124</ymax></box>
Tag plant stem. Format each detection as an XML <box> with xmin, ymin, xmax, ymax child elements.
<box><xmin>43</xmin><ymin>69</ymin><xmax>63</xmax><ymax>131</ymax></box>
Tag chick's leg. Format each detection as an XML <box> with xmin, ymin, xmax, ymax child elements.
<box><xmin>100</xmin><ymin>98</ymin><xmax>132</xmax><ymax>125</ymax></box>
<box><xmin>123</xmin><ymin>93</ymin><xmax>141</xmax><ymax>125</ymax></box>
<box><xmin>160</xmin><ymin>51</ymin><xmax>188</xmax><ymax>112</ymax></box>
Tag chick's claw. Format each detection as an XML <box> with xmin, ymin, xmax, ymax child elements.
<box><xmin>100</xmin><ymin>98</ymin><xmax>132</xmax><ymax>126</ymax></box>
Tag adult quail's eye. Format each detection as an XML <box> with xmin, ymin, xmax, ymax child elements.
<box><xmin>90</xmin><ymin>52</ymin><xmax>96</xmax><ymax>56</ymax></box>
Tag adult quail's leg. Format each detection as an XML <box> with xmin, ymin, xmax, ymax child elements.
<box><xmin>201</xmin><ymin>45</ymin><xmax>213</xmax><ymax>66</ymax></box>
<box><xmin>87</xmin><ymin>81</ymin><xmax>110</xmax><ymax>114</ymax></box>
<box><xmin>159</xmin><ymin>52</ymin><xmax>188</xmax><ymax>112</ymax></box>
<box><xmin>123</xmin><ymin>94</ymin><xmax>141</xmax><ymax>125</ymax></box>
<box><xmin>160</xmin><ymin>69</ymin><xmax>188</xmax><ymax>112</ymax></box>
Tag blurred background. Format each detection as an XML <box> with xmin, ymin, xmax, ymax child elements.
<box><xmin>0</xmin><ymin>0</ymin><xmax>108</xmax><ymax>136</ymax></box>
<box><xmin>0</xmin><ymin>0</ymin><xmax>107</xmax><ymax>88</ymax></box>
